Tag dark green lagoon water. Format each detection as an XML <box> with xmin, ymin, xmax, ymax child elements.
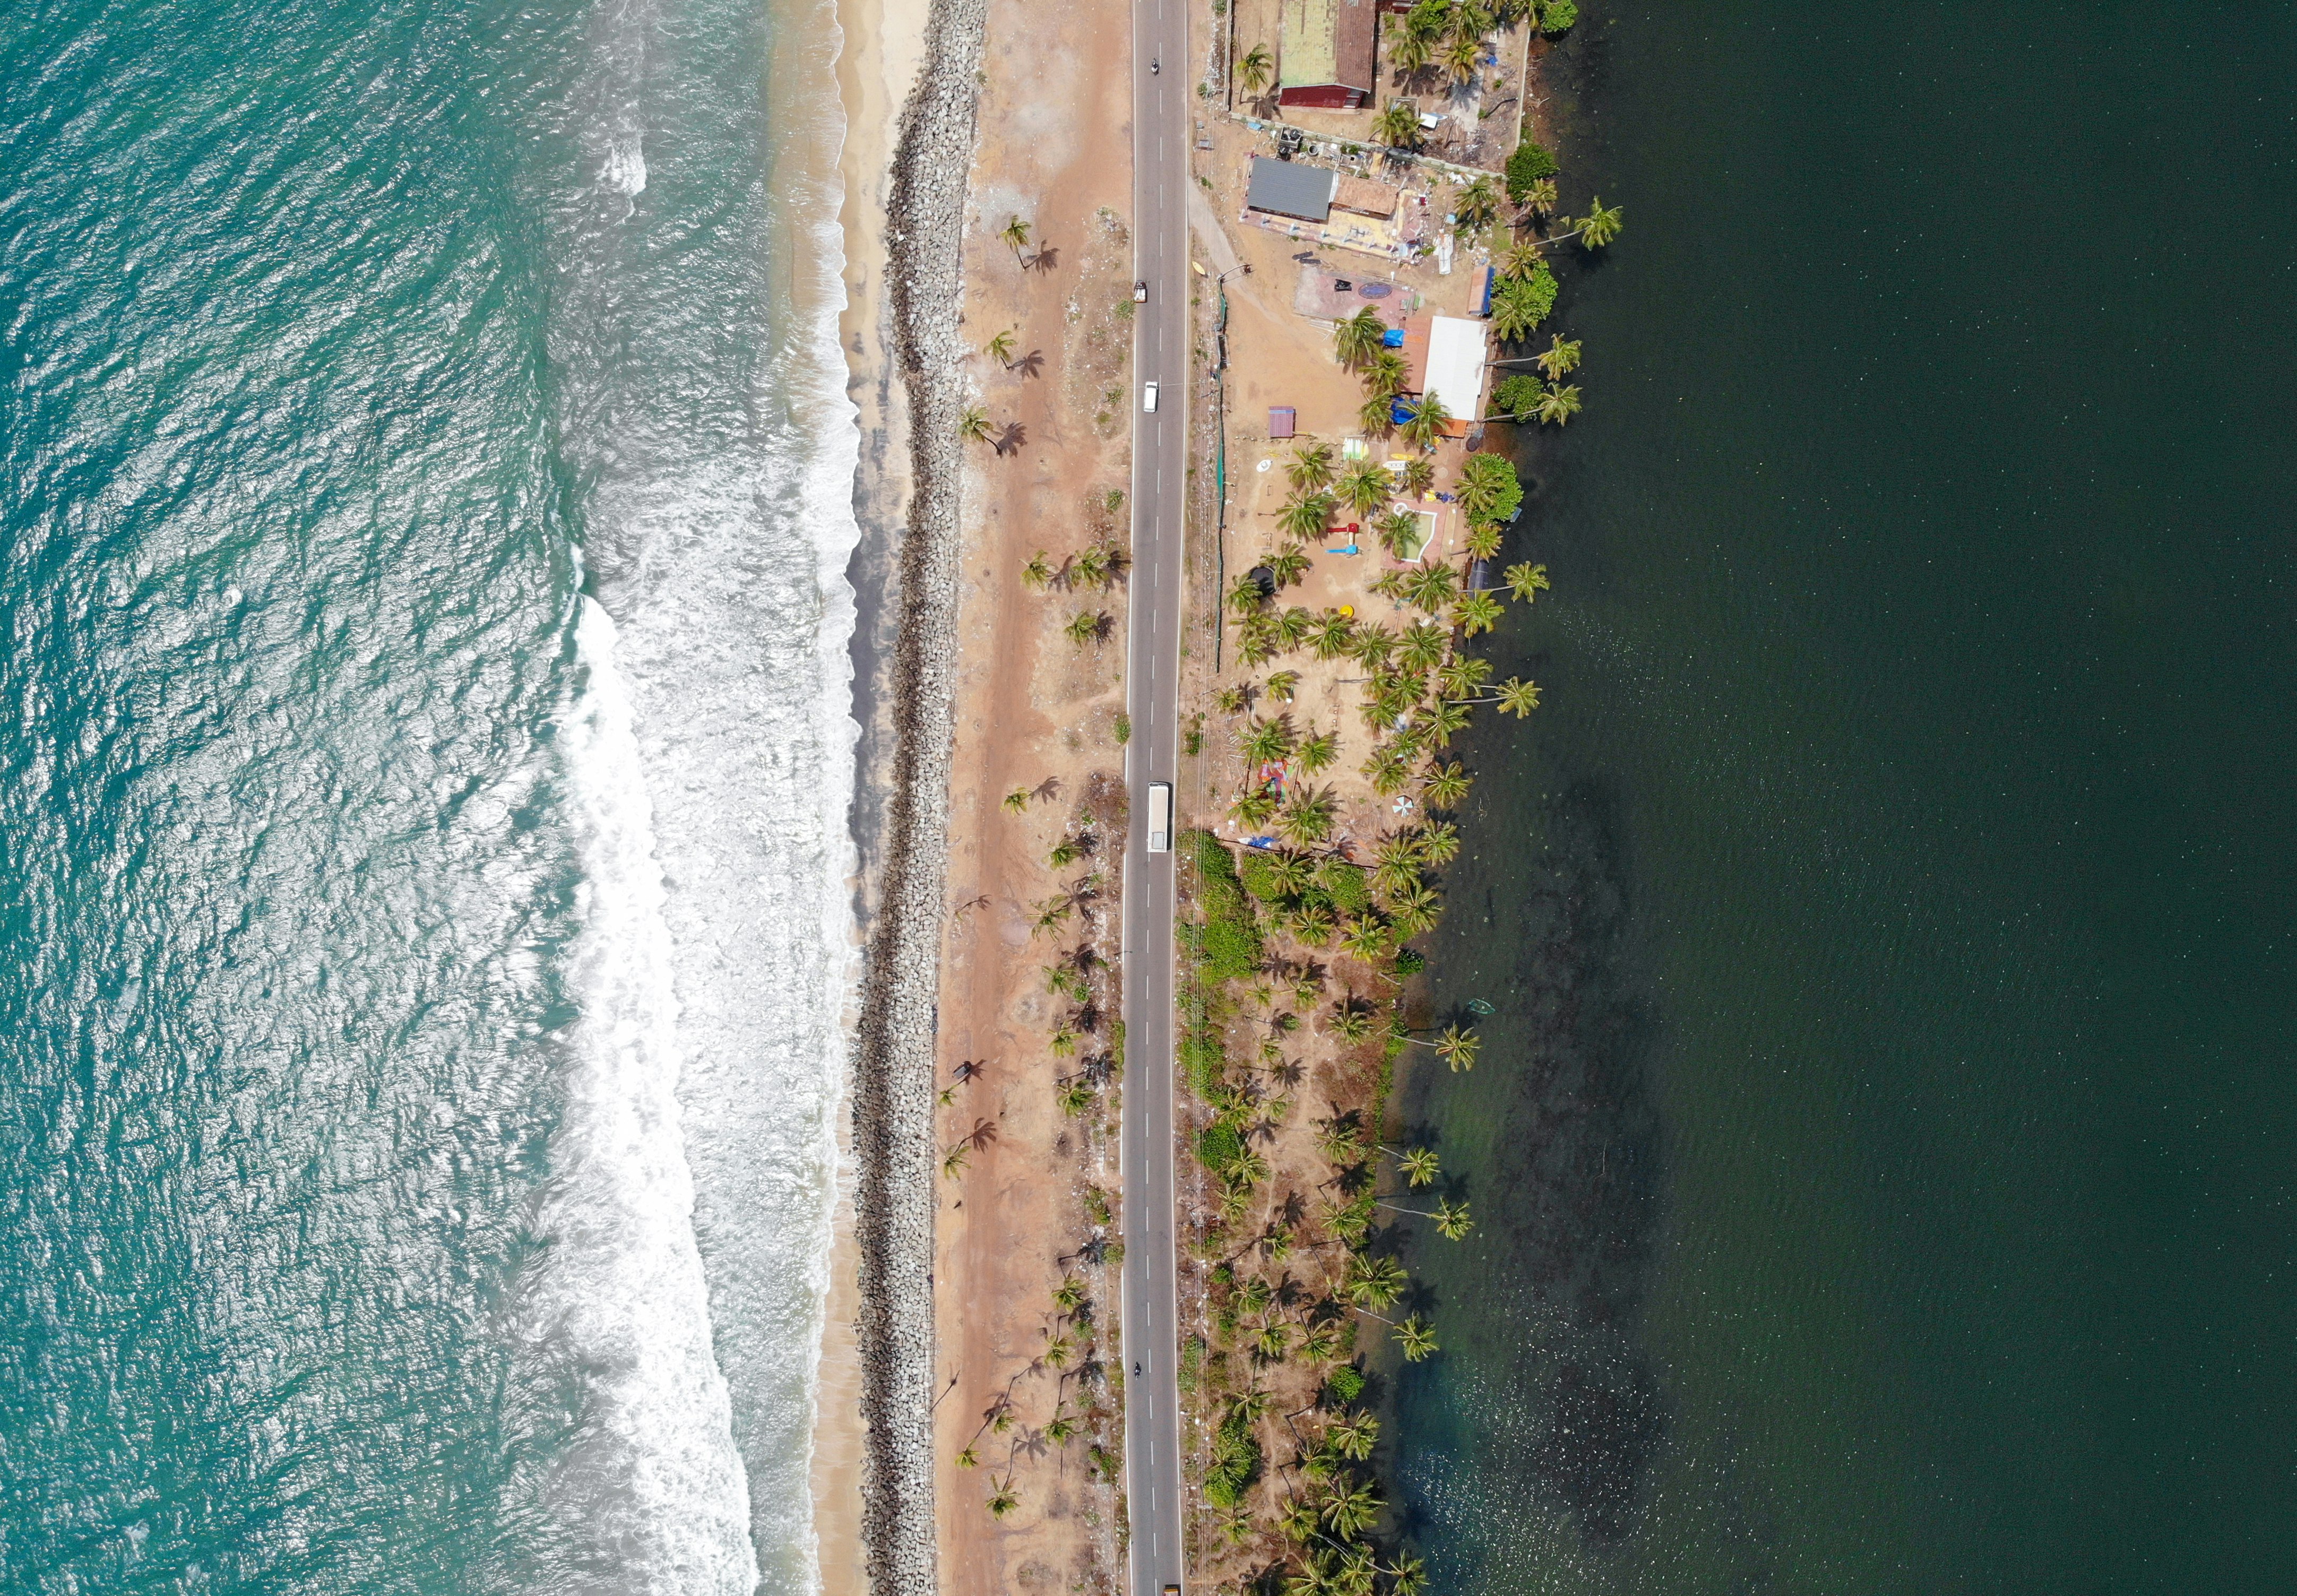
<box><xmin>1394</xmin><ymin>5</ymin><xmax>2297</xmax><ymax>1592</ymax></box>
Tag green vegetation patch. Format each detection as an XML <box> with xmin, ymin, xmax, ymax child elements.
<box><xmin>1202</xmin><ymin>1402</ymin><xmax>1264</xmax><ymax>1508</ymax></box>
<box><xmin>1506</xmin><ymin>140</ymin><xmax>1560</xmax><ymax>202</ymax></box>
<box><xmin>1196</xmin><ymin>1120</ymin><xmax>1247</xmax><ymax>1175</ymax></box>
<box><xmin>1316</xmin><ymin>861</ymin><xmax>1372</xmax><ymax>915</ymax></box>
<box><xmin>1183</xmin><ymin>830</ymin><xmax>1263</xmax><ymax>981</ymax></box>
<box><xmin>1323</xmin><ymin>1364</ymin><xmax>1367</xmax><ymax>1407</ymax></box>
<box><xmin>1179</xmin><ymin>1031</ymin><xmax>1227</xmax><ymax>1098</ymax></box>
<box><xmin>1236</xmin><ymin>850</ymin><xmax>1288</xmax><ymax>903</ymax></box>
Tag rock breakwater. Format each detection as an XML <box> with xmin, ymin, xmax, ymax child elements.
<box><xmin>851</xmin><ymin>0</ymin><xmax>986</xmax><ymax>1591</ymax></box>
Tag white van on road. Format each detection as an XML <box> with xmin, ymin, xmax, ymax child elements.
<box><xmin>1145</xmin><ymin>781</ymin><xmax>1172</xmax><ymax>852</ymax></box>
<box><xmin>1142</xmin><ymin>380</ymin><xmax>1160</xmax><ymax>413</ymax></box>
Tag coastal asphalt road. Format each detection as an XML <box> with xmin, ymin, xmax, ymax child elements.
<box><xmin>1119</xmin><ymin>0</ymin><xmax>1190</xmax><ymax>1592</ymax></box>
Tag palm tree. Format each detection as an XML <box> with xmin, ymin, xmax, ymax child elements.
<box><xmin>1239</xmin><ymin>41</ymin><xmax>1274</xmax><ymax>95</ymax></box>
<box><xmin>1424</xmin><ymin>698</ymin><xmax>1472</xmax><ymax>747</ymax></box>
<box><xmin>1395</xmin><ymin>1315</ymin><xmax>1440</xmax><ymax>1361</ymax></box>
<box><xmin>1266</xmin><ymin>543</ymin><xmax>1314</xmax><ymax>588</ymax></box>
<box><xmin>1069</xmin><ymin>545</ymin><xmax>1109</xmax><ymax>588</ymax></box>
<box><xmin>1411</xmin><ymin>818</ymin><xmax>1461</xmax><ymax>864</ymax></box>
<box><xmin>1453</xmin><ymin>589</ymin><xmax>1504</xmax><ymax>636</ymax></box>
<box><xmin>1065</xmin><ymin>610</ymin><xmax>1108</xmax><ymax>646</ymax></box>
<box><xmin>1385</xmin><ymin>1554</ymin><xmax>1429</xmax><ymax>1596</ymax></box>
<box><xmin>1454</xmin><ymin>174</ymin><xmax>1501</xmax><ymax>231</ymax></box>
<box><xmin>1357</xmin><ymin>389</ymin><xmax>1400</xmax><ymax>437</ymax></box>
<box><xmin>1278</xmin><ymin>493</ymin><xmax>1336</xmax><ymax>542</ymax></box>
<box><xmin>1439</xmin><ymin>31</ymin><xmax>1481</xmax><ymax>82</ymax></box>
<box><xmin>1400</xmin><ymin>454</ymin><xmax>1436</xmax><ymax>495</ymax></box>
<box><xmin>1437</xmin><ymin>652</ymin><xmax>1491</xmax><ymax>700</ymax></box>
<box><xmin>1021</xmin><ymin>550</ymin><xmax>1055</xmax><ymax>590</ymax></box>
<box><xmin>1463</xmin><ymin>520</ymin><xmax>1504</xmax><ymax>561</ymax></box>
<box><xmin>1422</xmin><ymin>760</ymin><xmax>1471</xmax><ymax>808</ymax></box>
<box><xmin>1505</xmin><ymin>560</ymin><xmax>1549</xmax><ymax>602</ymax></box>
<box><xmin>1536</xmin><ymin>333</ymin><xmax>1583</xmax><ymax>378</ymax></box>
<box><xmin>1281</xmin><ymin>788</ymin><xmax>1339</xmax><ymax>846</ymax></box>
<box><xmin>1309</xmin><ymin>611</ymin><xmax>1357</xmax><ymax>661</ymax></box>
<box><xmin>1229</xmin><ymin>574</ymin><xmax>1271</xmax><ymax>614</ymax></box>
<box><xmin>1496</xmin><ymin>239</ymin><xmax>1545</xmax><ymax>281</ymax></box>
<box><xmin>942</xmin><ymin>1143</ymin><xmax>970</xmax><ymax>1178</ymax></box>
<box><xmin>1241</xmin><ymin>715</ymin><xmax>1296</xmax><ymax>766</ymax></box>
<box><xmin>1575</xmin><ymin>195</ymin><xmax>1625</xmax><ymax>248</ymax></box>
<box><xmin>1374</xmin><ymin>99</ymin><xmax>1421</xmax><ymax>151</ymax></box>
<box><xmin>1267</xmin><ymin>665</ymin><xmax>1303</xmax><ymax>699</ymax></box>
<box><xmin>1328</xmin><ymin>1000</ymin><xmax>1375</xmax><ymax>1042</ymax></box>
<box><xmin>1517</xmin><ymin>175</ymin><xmax>1557</xmax><ymax>219</ymax></box>
<box><xmin>1492</xmin><ymin>675</ymin><xmax>1541</xmax><ymax>717</ymax></box>
<box><xmin>1395</xmin><ymin>1145</ymin><xmax>1441</xmax><ymax>1187</ymax></box>
<box><xmin>1489</xmin><ymin>286</ymin><xmax>1543</xmax><ymax>344</ymax></box>
<box><xmin>1389</xmin><ymin>879</ymin><xmax>1442</xmax><ymax>937</ymax></box>
<box><xmin>1365</xmin><ymin>349</ymin><xmax>1409</xmax><ymax>398</ymax></box>
<box><xmin>1292</xmin><ymin>902</ymin><xmax>1336</xmax><ymax>946</ymax></box>
<box><xmin>1322</xmin><ymin>1479</ymin><xmax>1385</xmax><ymax>1537</ymax></box>
<box><xmin>1531</xmin><ymin>380</ymin><xmax>1583</xmax><ymax>427</ymax></box>
<box><xmin>1277</xmin><ymin>1496</ymin><xmax>1322</xmax><ymax>1543</ymax></box>
<box><xmin>1401</xmin><ymin>563</ymin><xmax>1458</xmax><ymax>612</ymax></box>
<box><xmin>1391</xmin><ymin>27</ymin><xmax>1436</xmax><ymax>77</ymax></box>
<box><xmin>1398</xmin><ymin>621</ymin><xmax>1448</xmax><ymax>674</ymax></box>
<box><xmin>1455</xmin><ymin>451</ymin><xmax>1519</xmax><ymax>520</ymax></box>
<box><xmin>985</xmin><ymin>327</ymin><xmax>1016</xmax><ymax>365</ymax></box>
<box><xmin>1450</xmin><ymin>1</ymin><xmax>1496</xmax><ymax>43</ymax></box>
<box><xmin>1275</xmin><ymin>606</ymin><xmax>1315</xmax><ymax>651</ymax></box>
<box><xmin>1375</xmin><ymin>508</ymin><xmax>1423</xmax><ymax>560</ymax></box>
<box><xmin>1329</xmin><ymin>1410</ymin><xmax>1380</xmax><ymax>1460</ymax></box>
<box><xmin>1299</xmin><ymin>729</ymin><xmax>1341</xmax><ymax>771</ymax></box>
<box><xmin>1433</xmin><ymin>1197</ymin><xmax>1474</xmax><ymax>1239</ymax></box>
<box><xmin>1299</xmin><ymin>1320</ymin><xmax>1342</xmax><ymax>1364</ymax></box>
<box><xmin>1003</xmin><ymin>788</ymin><xmax>1031</xmax><ymax>814</ymax></box>
<box><xmin>1349</xmin><ymin>622</ymin><xmax>1398</xmax><ymax>669</ymax></box>
<box><xmin>1433</xmin><ymin>1022</ymin><xmax>1479</xmax><ymax>1070</ymax></box>
<box><xmin>959</xmin><ymin>404</ymin><xmax>993</xmax><ymax>443</ymax></box>
<box><xmin>1286</xmin><ymin>438</ymin><xmax>1336</xmax><ymax>493</ymax></box>
<box><xmin>1398</xmin><ymin>393</ymin><xmax>1452</xmax><ymax>451</ymax></box>
<box><xmin>999</xmin><ymin>214</ymin><xmax>1032</xmax><ymax>262</ymax></box>
<box><xmin>1344</xmin><ymin>1253</ymin><xmax>1407</xmax><ymax>1310</ymax></box>
<box><xmin>1340</xmin><ymin>915</ymin><xmax>1392</xmax><ymax>962</ymax></box>
<box><xmin>1335</xmin><ymin>460</ymin><xmax>1390</xmax><ymax>517</ymax></box>
<box><xmin>1333</xmin><ymin>306</ymin><xmax>1386</xmax><ymax>369</ymax></box>
<box><xmin>987</xmin><ymin>1477</ymin><xmax>1020</xmax><ymax>1517</ymax></box>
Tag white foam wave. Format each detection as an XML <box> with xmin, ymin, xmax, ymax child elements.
<box><xmin>534</xmin><ymin>596</ymin><xmax>762</xmax><ymax>1595</ymax></box>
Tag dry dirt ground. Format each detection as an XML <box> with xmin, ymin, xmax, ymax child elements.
<box><xmin>930</xmin><ymin>0</ymin><xmax>1142</xmax><ymax>1593</ymax></box>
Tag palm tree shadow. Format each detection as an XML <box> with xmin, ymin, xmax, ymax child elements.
<box><xmin>1028</xmin><ymin>245</ymin><xmax>1061</xmax><ymax>274</ymax></box>
<box><xmin>1013</xmin><ymin>349</ymin><xmax>1046</xmax><ymax>379</ymax></box>
<box><xmin>993</xmin><ymin>421</ymin><xmax>1028</xmax><ymax>456</ymax></box>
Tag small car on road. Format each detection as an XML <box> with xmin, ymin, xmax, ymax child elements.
<box><xmin>1134</xmin><ymin>280</ymin><xmax>1148</xmax><ymax>302</ymax></box>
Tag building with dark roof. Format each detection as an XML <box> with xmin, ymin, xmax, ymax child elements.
<box><xmin>1245</xmin><ymin>157</ymin><xmax>1337</xmax><ymax>223</ymax></box>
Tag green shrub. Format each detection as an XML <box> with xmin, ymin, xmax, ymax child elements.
<box><xmin>1203</xmin><ymin>1404</ymin><xmax>1264</xmax><ymax>1508</ymax></box>
<box><xmin>1317</xmin><ymin>861</ymin><xmax>1372</xmax><ymax>914</ymax></box>
<box><xmin>1493</xmin><ymin>262</ymin><xmax>1558</xmax><ymax>333</ymax></box>
<box><xmin>1393</xmin><ymin>948</ymin><xmax>1427</xmax><ymax>976</ymax></box>
<box><xmin>1113</xmin><ymin>711</ymin><xmax>1132</xmax><ymax>744</ymax></box>
<box><xmin>1505</xmin><ymin>140</ymin><xmax>1559</xmax><ymax>201</ymax></box>
<box><xmin>1201</xmin><ymin>918</ymin><xmax>1263</xmax><ymax>982</ymax></box>
<box><xmin>1324</xmin><ymin>1364</ymin><xmax>1366</xmax><ymax>1406</ymax></box>
<box><xmin>1494</xmin><ymin>373</ymin><xmax>1543</xmax><ymax>419</ymax></box>
<box><xmin>1197</xmin><ymin>1121</ymin><xmax>1246</xmax><ymax>1174</ymax></box>
<box><xmin>1237</xmin><ymin>850</ymin><xmax>1287</xmax><ymax>902</ymax></box>
<box><xmin>1179</xmin><ymin>1031</ymin><xmax>1228</xmax><ymax>1097</ymax></box>
<box><xmin>1540</xmin><ymin>0</ymin><xmax>1577</xmax><ymax>34</ymax></box>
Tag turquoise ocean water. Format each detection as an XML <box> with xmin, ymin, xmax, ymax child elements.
<box><xmin>0</xmin><ymin>1</ymin><xmax>859</xmax><ymax>1590</ymax></box>
<box><xmin>1387</xmin><ymin>4</ymin><xmax>2296</xmax><ymax>1594</ymax></box>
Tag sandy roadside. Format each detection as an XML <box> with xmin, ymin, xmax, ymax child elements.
<box><xmin>817</xmin><ymin>0</ymin><xmax>928</xmax><ymax>1589</ymax></box>
<box><xmin>927</xmin><ymin>0</ymin><xmax>1137</xmax><ymax>1590</ymax></box>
